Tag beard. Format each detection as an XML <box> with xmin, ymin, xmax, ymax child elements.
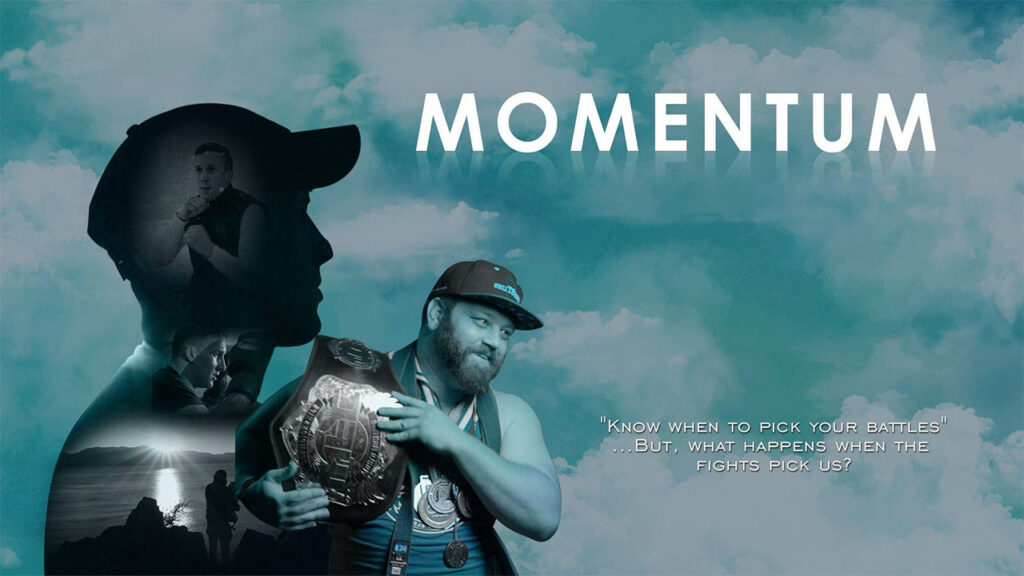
<box><xmin>436</xmin><ymin>314</ymin><xmax>505</xmax><ymax>395</ymax></box>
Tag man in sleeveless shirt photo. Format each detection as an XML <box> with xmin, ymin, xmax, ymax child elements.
<box><xmin>149</xmin><ymin>142</ymin><xmax>265</xmax><ymax>327</ymax></box>
<box><xmin>236</xmin><ymin>260</ymin><xmax>561</xmax><ymax>574</ymax></box>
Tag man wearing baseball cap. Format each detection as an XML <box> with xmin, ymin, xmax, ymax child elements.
<box><xmin>236</xmin><ymin>260</ymin><xmax>560</xmax><ymax>574</ymax></box>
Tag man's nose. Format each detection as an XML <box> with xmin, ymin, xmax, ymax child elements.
<box><xmin>481</xmin><ymin>329</ymin><xmax>500</xmax><ymax>350</ymax></box>
<box><xmin>311</xmin><ymin>225</ymin><xmax>333</xmax><ymax>265</ymax></box>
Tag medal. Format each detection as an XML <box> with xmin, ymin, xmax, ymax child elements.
<box><xmin>455</xmin><ymin>487</ymin><xmax>474</xmax><ymax>519</ymax></box>
<box><xmin>417</xmin><ymin>493</ymin><xmax>456</xmax><ymax>529</ymax></box>
<box><xmin>444</xmin><ymin>522</ymin><xmax>469</xmax><ymax>569</ymax></box>
<box><xmin>426</xmin><ymin>479</ymin><xmax>456</xmax><ymax>515</ymax></box>
<box><xmin>412</xmin><ymin>475</ymin><xmax>432</xmax><ymax>514</ymax></box>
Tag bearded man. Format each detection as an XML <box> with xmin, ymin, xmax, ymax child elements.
<box><xmin>235</xmin><ymin>260</ymin><xmax>560</xmax><ymax>574</ymax></box>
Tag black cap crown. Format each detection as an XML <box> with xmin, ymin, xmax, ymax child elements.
<box><xmin>427</xmin><ymin>260</ymin><xmax>542</xmax><ymax>330</ymax></box>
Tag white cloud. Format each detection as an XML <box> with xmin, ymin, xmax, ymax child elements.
<box><xmin>0</xmin><ymin>3</ymin><xmax>355</xmax><ymax>141</ymax></box>
<box><xmin>812</xmin><ymin>328</ymin><xmax>1014</xmax><ymax>407</ymax></box>
<box><xmin>337</xmin><ymin>12</ymin><xmax>613</xmax><ymax>122</ymax></box>
<box><xmin>647</xmin><ymin>20</ymin><xmax>1024</xmax><ymax>322</ymax></box>
<box><xmin>1</xmin><ymin>5</ymin><xmax>615</xmax><ymax>146</ymax></box>
<box><xmin>0</xmin><ymin>147</ymin><xmax>142</xmax><ymax>429</ymax></box>
<box><xmin>512</xmin><ymin>308</ymin><xmax>734</xmax><ymax>418</ymax></box>
<box><xmin>505</xmin><ymin>248</ymin><xmax>525</xmax><ymax>259</ymax></box>
<box><xmin>0</xmin><ymin>150</ymin><xmax>100</xmax><ymax>281</ymax></box>
<box><xmin>511</xmin><ymin>397</ymin><xmax>1024</xmax><ymax>574</ymax></box>
<box><xmin>0</xmin><ymin>547</ymin><xmax>21</xmax><ymax>569</ymax></box>
<box><xmin>322</xmin><ymin>200</ymin><xmax>498</xmax><ymax>278</ymax></box>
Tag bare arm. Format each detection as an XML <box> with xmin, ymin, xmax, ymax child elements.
<box><xmin>188</xmin><ymin>204</ymin><xmax>267</xmax><ymax>282</ymax></box>
<box><xmin>451</xmin><ymin>392</ymin><xmax>561</xmax><ymax>540</ymax></box>
<box><xmin>378</xmin><ymin>392</ymin><xmax>562</xmax><ymax>541</ymax></box>
<box><xmin>145</xmin><ymin>194</ymin><xmax>211</xmax><ymax>267</ymax></box>
<box><xmin>146</xmin><ymin>216</ymin><xmax>189</xmax><ymax>267</ymax></box>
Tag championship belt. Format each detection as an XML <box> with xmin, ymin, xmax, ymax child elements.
<box><xmin>270</xmin><ymin>336</ymin><xmax>408</xmax><ymax>524</ymax></box>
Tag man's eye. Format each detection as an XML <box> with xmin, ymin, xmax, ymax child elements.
<box><xmin>475</xmin><ymin>318</ymin><xmax>489</xmax><ymax>327</ymax></box>
<box><xmin>500</xmin><ymin>329</ymin><xmax>513</xmax><ymax>339</ymax></box>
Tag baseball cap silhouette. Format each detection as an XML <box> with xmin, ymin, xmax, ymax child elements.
<box><xmin>88</xmin><ymin>103</ymin><xmax>360</xmax><ymax>278</ymax></box>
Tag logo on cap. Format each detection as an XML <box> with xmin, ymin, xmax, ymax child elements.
<box><xmin>492</xmin><ymin>282</ymin><xmax>521</xmax><ymax>303</ymax></box>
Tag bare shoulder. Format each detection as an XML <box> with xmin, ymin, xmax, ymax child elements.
<box><xmin>491</xmin><ymin>389</ymin><xmax>542</xmax><ymax>437</ymax></box>
<box><xmin>241</xmin><ymin>201</ymin><xmax>267</xmax><ymax>221</ymax></box>
<box><xmin>489</xmin><ymin>390</ymin><xmax>555</xmax><ymax>474</ymax></box>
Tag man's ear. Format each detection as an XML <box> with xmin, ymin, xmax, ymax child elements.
<box><xmin>184</xmin><ymin>345</ymin><xmax>197</xmax><ymax>363</ymax></box>
<box><xmin>426</xmin><ymin>297</ymin><xmax>447</xmax><ymax>331</ymax></box>
<box><xmin>225</xmin><ymin>169</ymin><xmax>233</xmax><ymax>184</ymax></box>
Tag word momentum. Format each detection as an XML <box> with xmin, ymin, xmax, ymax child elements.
<box><xmin>417</xmin><ymin>92</ymin><xmax>936</xmax><ymax>153</ymax></box>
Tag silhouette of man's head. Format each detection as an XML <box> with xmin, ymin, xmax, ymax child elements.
<box><xmin>214</xmin><ymin>469</ymin><xmax>227</xmax><ymax>484</ymax></box>
<box><xmin>88</xmin><ymin>104</ymin><xmax>360</xmax><ymax>346</ymax></box>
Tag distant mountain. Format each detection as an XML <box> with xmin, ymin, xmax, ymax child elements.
<box><xmin>59</xmin><ymin>446</ymin><xmax>234</xmax><ymax>467</ymax></box>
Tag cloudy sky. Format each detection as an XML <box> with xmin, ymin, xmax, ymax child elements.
<box><xmin>2</xmin><ymin>2</ymin><xmax>1021</xmax><ymax>574</ymax></box>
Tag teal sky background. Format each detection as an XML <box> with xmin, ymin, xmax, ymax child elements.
<box><xmin>2</xmin><ymin>2</ymin><xmax>1022</xmax><ymax>574</ymax></box>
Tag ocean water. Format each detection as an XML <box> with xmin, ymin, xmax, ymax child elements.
<box><xmin>47</xmin><ymin>455</ymin><xmax>278</xmax><ymax>553</ymax></box>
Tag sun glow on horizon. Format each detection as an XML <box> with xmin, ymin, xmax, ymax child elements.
<box><xmin>147</xmin><ymin>435</ymin><xmax>185</xmax><ymax>456</ymax></box>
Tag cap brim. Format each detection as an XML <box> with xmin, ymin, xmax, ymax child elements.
<box><xmin>287</xmin><ymin>125</ymin><xmax>361</xmax><ymax>190</ymax></box>
<box><xmin>460</xmin><ymin>294</ymin><xmax>543</xmax><ymax>331</ymax></box>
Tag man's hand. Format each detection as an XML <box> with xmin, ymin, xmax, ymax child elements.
<box><xmin>183</xmin><ymin>225</ymin><xmax>214</xmax><ymax>259</ymax></box>
<box><xmin>241</xmin><ymin>462</ymin><xmax>329</xmax><ymax>531</ymax></box>
<box><xmin>175</xmin><ymin>194</ymin><xmax>210</xmax><ymax>221</ymax></box>
<box><xmin>377</xmin><ymin>392</ymin><xmax>468</xmax><ymax>456</ymax></box>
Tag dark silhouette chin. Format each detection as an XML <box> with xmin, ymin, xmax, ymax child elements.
<box><xmin>270</xmin><ymin>313</ymin><xmax>321</xmax><ymax>347</ymax></box>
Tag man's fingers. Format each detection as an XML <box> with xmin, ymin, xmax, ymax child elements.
<box><xmin>283</xmin><ymin>486</ymin><xmax>327</xmax><ymax>504</ymax></box>
<box><xmin>376</xmin><ymin>419</ymin><xmax>402</xmax><ymax>431</ymax></box>
<box><xmin>283</xmin><ymin>507</ymin><xmax>331</xmax><ymax>527</ymax></box>
<box><xmin>377</xmin><ymin>406</ymin><xmax>420</xmax><ymax>418</ymax></box>
<box><xmin>390</xmin><ymin>392</ymin><xmax>427</xmax><ymax>407</ymax></box>
<box><xmin>376</xmin><ymin>417</ymin><xmax>420</xmax><ymax>432</ymax></box>
<box><xmin>282</xmin><ymin>520</ymin><xmax>319</xmax><ymax>532</ymax></box>
<box><xmin>383</xmin><ymin>429</ymin><xmax>417</xmax><ymax>443</ymax></box>
<box><xmin>287</xmin><ymin>495</ymin><xmax>330</xmax><ymax>515</ymax></box>
<box><xmin>264</xmin><ymin>461</ymin><xmax>298</xmax><ymax>484</ymax></box>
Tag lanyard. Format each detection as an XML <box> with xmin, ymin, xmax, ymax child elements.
<box><xmin>386</xmin><ymin>355</ymin><xmax>478</xmax><ymax>576</ymax></box>
<box><xmin>409</xmin><ymin>357</ymin><xmax>478</xmax><ymax>483</ymax></box>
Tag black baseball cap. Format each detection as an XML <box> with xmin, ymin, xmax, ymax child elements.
<box><xmin>426</xmin><ymin>260</ymin><xmax>543</xmax><ymax>330</ymax></box>
<box><xmin>88</xmin><ymin>103</ymin><xmax>360</xmax><ymax>276</ymax></box>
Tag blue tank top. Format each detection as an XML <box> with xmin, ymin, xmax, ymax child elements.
<box><xmin>328</xmin><ymin>488</ymin><xmax>494</xmax><ymax>575</ymax></box>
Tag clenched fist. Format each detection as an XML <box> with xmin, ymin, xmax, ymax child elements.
<box><xmin>176</xmin><ymin>194</ymin><xmax>211</xmax><ymax>221</ymax></box>
<box><xmin>183</xmin><ymin>225</ymin><xmax>214</xmax><ymax>259</ymax></box>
